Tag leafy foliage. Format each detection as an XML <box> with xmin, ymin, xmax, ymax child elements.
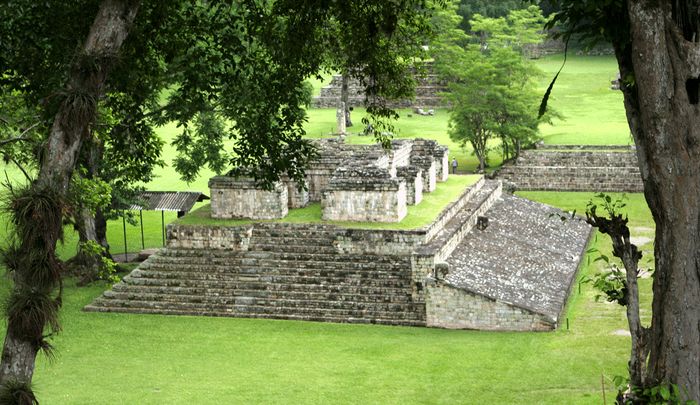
<box><xmin>433</xmin><ymin>4</ymin><xmax>548</xmax><ymax>171</ymax></box>
<box><xmin>612</xmin><ymin>376</ymin><xmax>698</xmax><ymax>405</ymax></box>
<box><xmin>586</xmin><ymin>263</ymin><xmax>628</xmax><ymax>306</ymax></box>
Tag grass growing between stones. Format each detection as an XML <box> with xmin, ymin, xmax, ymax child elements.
<box><xmin>175</xmin><ymin>174</ymin><xmax>480</xmax><ymax>230</ymax></box>
<box><xmin>0</xmin><ymin>191</ymin><xmax>650</xmax><ymax>404</ymax></box>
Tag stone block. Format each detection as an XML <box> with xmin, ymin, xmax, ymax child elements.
<box><xmin>209</xmin><ymin>176</ymin><xmax>288</xmax><ymax>219</ymax></box>
<box><xmin>396</xmin><ymin>166</ymin><xmax>423</xmax><ymax>205</ymax></box>
<box><xmin>322</xmin><ymin>165</ymin><xmax>408</xmax><ymax>222</ymax></box>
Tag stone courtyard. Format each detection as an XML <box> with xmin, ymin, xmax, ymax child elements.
<box><xmin>86</xmin><ymin>139</ymin><xmax>593</xmax><ymax>332</ymax></box>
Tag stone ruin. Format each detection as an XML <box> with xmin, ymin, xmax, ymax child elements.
<box><xmin>206</xmin><ymin>138</ymin><xmax>450</xmax><ymax>223</ymax></box>
<box><xmin>496</xmin><ymin>144</ymin><xmax>644</xmax><ymax>192</ymax></box>
<box><xmin>313</xmin><ymin>63</ymin><xmax>448</xmax><ymax>109</ymax></box>
<box><xmin>86</xmin><ymin>175</ymin><xmax>592</xmax><ymax>332</ymax></box>
<box><xmin>85</xmin><ymin>136</ymin><xmax>595</xmax><ymax>332</ymax></box>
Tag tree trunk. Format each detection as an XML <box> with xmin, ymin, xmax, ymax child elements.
<box><xmin>341</xmin><ymin>73</ymin><xmax>352</xmax><ymax>127</ymax></box>
<box><xmin>0</xmin><ymin>0</ymin><xmax>140</xmax><ymax>388</ymax></box>
<box><xmin>95</xmin><ymin>208</ymin><xmax>111</xmax><ymax>255</ymax></box>
<box><xmin>614</xmin><ymin>1</ymin><xmax>700</xmax><ymax>400</ymax></box>
<box><xmin>70</xmin><ymin>135</ymin><xmax>112</xmax><ymax>281</ymax></box>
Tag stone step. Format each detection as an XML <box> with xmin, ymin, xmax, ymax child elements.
<box><xmin>122</xmin><ymin>273</ymin><xmax>414</xmax><ymax>289</ymax></box>
<box><xmin>141</xmin><ymin>257</ymin><xmax>409</xmax><ymax>273</ymax></box>
<box><xmin>248</xmin><ymin>235</ymin><xmax>337</xmax><ymax>246</ymax></box>
<box><xmin>111</xmin><ymin>284</ymin><xmax>415</xmax><ymax>303</ymax></box>
<box><xmin>85</xmin><ymin>298</ymin><xmax>425</xmax><ymax>322</ymax></box>
<box><xmin>418</xmin><ymin>180</ymin><xmax>502</xmax><ymax>262</ymax></box>
<box><xmin>159</xmin><ymin>249</ymin><xmax>245</xmax><ymax>259</ymax></box>
<box><xmin>82</xmin><ymin>305</ymin><xmax>426</xmax><ymax>327</ymax></box>
<box><xmin>516</xmin><ymin>150</ymin><xmax>639</xmax><ymax>167</ymax></box>
<box><xmin>152</xmin><ymin>249</ymin><xmax>405</xmax><ymax>264</ymax></box>
<box><xmin>248</xmin><ymin>243</ymin><xmax>338</xmax><ymax>255</ymax></box>
<box><xmin>132</xmin><ymin>264</ymin><xmax>410</xmax><ymax>279</ymax></box>
<box><xmin>101</xmin><ymin>290</ymin><xmax>415</xmax><ymax>308</ymax></box>
<box><xmin>497</xmin><ymin>166</ymin><xmax>643</xmax><ymax>192</ymax></box>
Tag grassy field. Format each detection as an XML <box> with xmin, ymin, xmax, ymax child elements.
<box><xmin>12</xmin><ymin>191</ymin><xmax>651</xmax><ymax>404</ymax></box>
<box><xmin>0</xmin><ymin>54</ymin><xmax>650</xmax><ymax>404</ymax></box>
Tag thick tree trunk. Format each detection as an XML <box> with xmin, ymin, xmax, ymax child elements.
<box><xmin>614</xmin><ymin>1</ymin><xmax>700</xmax><ymax>400</ymax></box>
<box><xmin>0</xmin><ymin>0</ymin><xmax>140</xmax><ymax>387</ymax></box>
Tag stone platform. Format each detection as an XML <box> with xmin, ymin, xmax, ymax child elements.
<box><xmin>496</xmin><ymin>144</ymin><xmax>643</xmax><ymax>192</ymax></box>
<box><xmin>85</xmin><ymin>179</ymin><xmax>592</xmax><ymax>331</ymax></box>
<box><xmin>428</xmin><ymin>194</ymin><xmax>592</xmax><ymax>331</ymax></box>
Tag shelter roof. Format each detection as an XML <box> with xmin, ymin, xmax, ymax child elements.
<box><xmin>129</xmin><ymin>191</ymin><xmax>209</xmax><ymax>212</ymax></box>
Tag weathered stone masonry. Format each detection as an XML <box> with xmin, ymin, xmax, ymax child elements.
<box><xmin>209</xmin><ymin>177</ymin><xmax>288</xmax><ymax>220</ymax></box>
<box><xmin>86</xmin><ymin>178</ymin><xmax>592</xmax><ymax>332</ymax></box>
<box><xmin>496</xmin><ymin>144</ymin><xmax>643</xmax><ymax>192</ymax></box>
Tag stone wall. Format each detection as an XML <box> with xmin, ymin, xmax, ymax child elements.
<box><xmin>411</xmin><ymin>139</ymin><xmax>445</xmax><ymax>191</ymax></box>
<box><xmin>335</xmin><ymin>229</ymin><xmax>426</xmax><ymax>256</ymax></box>
<box><xmin>322</xmin><ymin>166</ymin><xmax>408</xmax><ymax>222</ymax></box>
<box><xmin>425</xmin><ymin>280</ymin><xmax>554</xmax><ymax>331</ymax></box>
<box><xmin>396</xmin><ymin>166</ymin><xmax>423</xmax><ymax>205</ymax></box>
<box><xmin>497</xmin><ymin>146</ymin><xmax>644</xmax><ymax>192</ymax></box>
<box><xmin>312</xmin><ymin>67</ymin><xmax>448</xmax><ymax>109</ymax></box>
<box><xmin>410</xmin><ymin>156</ymin><xmax>436</xmax><ymax>193</ymax></box>
<box><xmin>209</xmin><ymin>177</ymin><xmax>288</xmax><ymax>219</ymax></box>
<box><xmin>167</xmin><ymin>224</ymin><xmax>253</xmax><ymax>250</ymax></box>
<box><xmin>281</xmin><ymin>177</ymin><xmax>309</xmax><ymax>209</ymax></box>
<box><xmin>435</xmin><ymin>146</ymin><xmax>449</xmax><ymax>182</ymax></box>
<box><xmin>389</xmin><ymin>140</ymin><xmax>413</xmax><ymax>172</ymax></box>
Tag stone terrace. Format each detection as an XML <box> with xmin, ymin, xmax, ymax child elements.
<box><xmin>496</xmin><ymin>145</ymin><xmax>643</xmax><ymax>192</ymax></box>
<box><xmin>429</xmin><ymin>194</ymin><xmax>592</xmax><ymax>331</ymax></box>
<box><xmin>86</xmin><ymin>179</ymin><xmax>592</xmax><ymax>331</ymax></box>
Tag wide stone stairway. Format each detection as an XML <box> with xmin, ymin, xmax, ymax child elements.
<box><xmin>496</xmin><ymin>145</ymin><xmax>643</xmax><ymax>192</ymax></box>
<box><xmin>85</xmin><ymin>178</ymin><xmax>589</xmax><ymax>331</ymax></box>
<box><xmin>85</xmin><ymin>224</ymin><xmax>427</xmax><ymax>326</ymax></box>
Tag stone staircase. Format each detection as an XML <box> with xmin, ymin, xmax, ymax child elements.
<box><xmin>313</xmin><ymin>74</ymin><xmax>447</xmax><ymax>109</ymax></box>
<box><xmin>496</xmin><ymin>147</ymin><xmax>643</xmax><ymax>192</ymax></box>
<box><xmin>85</xmin><ymin>179</ymin><xmax>512</xmax><ymax>327</ymax></box>
<box><xmin>85</xmin><ymin>225</ymin><xmax>426</xmax><ymax>326</ymax></box>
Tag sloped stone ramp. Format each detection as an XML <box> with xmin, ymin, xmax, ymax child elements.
<box><xmin>426</xmin><ymin>194</ymin><xmax>592</xmax><ymax>331</ymax></box>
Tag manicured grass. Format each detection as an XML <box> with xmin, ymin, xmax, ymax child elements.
<box><xmin>535</xmin><ymin>55</ymin><xmax>631</xmax><ymax>145</ymax></box>
<box><xmin>0</xmin><ymin>191</ymin><xmax>651</xmax><ymax>404</ymax></box>
<box><xmin>176</xmin><ymin>175</ymin><xmax>480</xmax><ymax>230</ymax></box>
<box><xmin>0</xmin><ymin>55</ymin><xmax>649</xmax><ymax>403</ymax></box>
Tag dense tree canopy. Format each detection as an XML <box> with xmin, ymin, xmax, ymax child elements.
<box><xmin>0</xmin><ymin>0</ymin><xmax>443</xmax><ymax>401</ymax></box>
<box><xmin>433</xmin><ymin>4</ymin><xmax>546</xmax><ymax>172</ymax></box>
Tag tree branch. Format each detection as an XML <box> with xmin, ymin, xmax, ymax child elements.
<box><xmin>6</xmin><ymin>156</ymin><xmax>32</xmax><ymax>182</ymax></box>
<box><xmin>0</xmin><ymin>122</ymin><xmax>42</xmax><ymax>147</ymax></box>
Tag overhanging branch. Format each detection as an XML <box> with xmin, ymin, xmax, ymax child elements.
<box><xmin>0</xmin><ymin>122</ymin><xmax>42</xmax><ymax>147</ymax></box>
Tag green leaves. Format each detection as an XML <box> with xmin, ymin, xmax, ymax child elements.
<box><xmin>433</xmin><ymin>5</ymin><xmax>545</xmax><ymax>169</ymax></box>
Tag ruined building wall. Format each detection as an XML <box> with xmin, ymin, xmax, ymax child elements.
<box><xmin>322</xmin><ymin>166</ymin><xmax>408</xmax><ymax>222</ymax></box>
<box><xmin>209</xmin><ymin>177</ymin><xmax>288</xmax><ymax>220</ymax></box>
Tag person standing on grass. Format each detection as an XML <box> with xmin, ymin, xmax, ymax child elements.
<box><xmin>451</xmin><ymin>158</ymin><xmax>458</xmax><ymax>174</ymax></box>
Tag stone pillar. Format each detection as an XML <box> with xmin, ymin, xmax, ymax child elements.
<box><xmin>396</xmin><ymin>166</ymin><xmax>423</xmax><ymax>205</ymax></box>
<box><xmin>336</xmin><ymin>101</ymin><xmax>346</xmax><ymax>135</ymax></box>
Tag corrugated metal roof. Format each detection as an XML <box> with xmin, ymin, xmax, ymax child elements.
<box><xmin>129</xmin><ymin>191</ymin><xmax>209</xmax><ymax>212</ymax></box>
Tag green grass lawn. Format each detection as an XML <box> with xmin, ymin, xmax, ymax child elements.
<box><xmin>4</xmin><ymin>190</ymin><xmax>650</xmax><ymax>404</ymax></box>
<box><xmin>535</xmin><ymin>55</ymin><xmax>631</xmax><ymax>145</ymax></box>
<box><xmin>177</xmin><ymin>175</ymin><xmax>479</xmax><ymax>230</ymax></box>
<box><xmin>0</xmin><ymin>54</ymin><xmax>649</xmax><ymax>403</ymax></box>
